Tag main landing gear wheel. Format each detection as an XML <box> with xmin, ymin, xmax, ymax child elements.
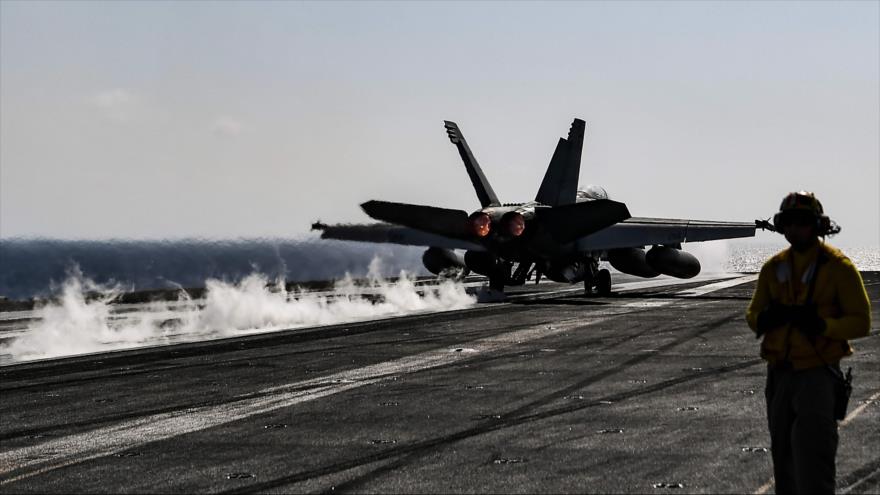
<box><xmin>583</xmin><ymin>269</ymin><xmax>611</xmax><ymax>297</ymax></box>
<box><xmin>596</xmin><ymin>269</ymin><xmax>612</xmax><ymax>296</ymax></box>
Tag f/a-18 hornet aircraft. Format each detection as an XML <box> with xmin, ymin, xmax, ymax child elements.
<box><xmin>312</xmin><ymin>118</ymin><xmax>759</xmax><ymax>295</ymax></box>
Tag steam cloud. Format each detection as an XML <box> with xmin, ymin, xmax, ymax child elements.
<box><xmin>682</xmin><ymin>240</ymin><xmax>731</xmax><ymax>273</ymax></box>
<box><xmin>2</xmin><ymin>258</ymin><xmax>474</xmax><ymax>363</ymax></box>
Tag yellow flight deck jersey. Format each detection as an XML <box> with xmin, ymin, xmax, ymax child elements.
<box><xmin>746</xmin><ymin>242</ymin><xmax>871</xmax><ymax>369</ymax></box>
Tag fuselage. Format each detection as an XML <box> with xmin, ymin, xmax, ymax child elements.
<box><xmin>467</xmin><ymin>185</ymin><xmax>611</xmax><ymax>263</ymax></box>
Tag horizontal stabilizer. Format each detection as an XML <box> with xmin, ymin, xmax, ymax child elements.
<box><xmin>312</xmin><ymin>221</ymin><xmax>485</xmax><ymax>251</ymax></box>
<box><xmin>537</xmin><ymin>199</ymin><xmax>630</xmax><ymax>243</ymax></box>
<box><xmin>361</xmin><ymin>200</ymin><xmax>471</xmax><ymax>240</ymax></box>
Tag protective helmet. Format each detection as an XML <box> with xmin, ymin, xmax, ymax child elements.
<box><xmin>779</xmin><ymin>191</ymin><xmax>824</xmax><ymax>215</ymax></box>
<box><xmin>772</xmin><ymin>191</ymin><xmax>838</xmax><ymax>235</ymax></box>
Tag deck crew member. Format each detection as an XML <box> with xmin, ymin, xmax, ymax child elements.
<box><xmin>746</xmin><ymin>191</ymin><xmax>871</xmax><ymax>495</ymax></box>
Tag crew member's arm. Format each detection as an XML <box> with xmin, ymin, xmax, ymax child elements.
<box><xmin>746</xmin><ymin>263</ymin><xmax>773</xmax><ymax>336</ymax></box>
<box><xmin>823</xmin><ymin>258</ymin><xmax>871</xmax><ymax>340</ymax></box>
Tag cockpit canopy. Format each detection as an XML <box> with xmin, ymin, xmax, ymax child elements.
<box><xmin>577</xmin><ymin>185</ymin><xmax>609</xmax><ymax>200</ymax></box>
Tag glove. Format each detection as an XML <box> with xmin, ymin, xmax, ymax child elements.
<box><xmin>756</xmin><ymin>304</ymin><xmax>792</xmax><ymax>338</ymax></box>
<box><xmin>790</xmin><ymin>304</ymin><xmax>826</xmax><ymax>337</ymax></box>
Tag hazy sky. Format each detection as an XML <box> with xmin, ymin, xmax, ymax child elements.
<box><xmin>1</xmin><ymin>1</ymin><xmax>878</xmax><ymax>246</ymax></box>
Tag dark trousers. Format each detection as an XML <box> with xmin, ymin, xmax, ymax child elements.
<box><xmin>766</xmin><ymin>365</ymin><xmax>839</xmax><ymax>495</ymax></box>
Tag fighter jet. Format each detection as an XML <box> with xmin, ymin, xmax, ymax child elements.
<box><xmin>312</xmin><ymin>118</ymin><xmax>758</xmax><ymax>295</ymax></box>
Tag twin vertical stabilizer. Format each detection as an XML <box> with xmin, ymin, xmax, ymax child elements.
<box><xmin>444</xmin><ymin>121</ymin><xmax>500</xmax><ymax>208</ymax></box>
<box><xmin>443</xmin><ymin>118</ymin><xmax>586</xmax><ymax>209</ymax></box>
<box><xmin>535</xmin><ymin>119</ymin><xmax>585</xmax><ymax>207</ymax></box>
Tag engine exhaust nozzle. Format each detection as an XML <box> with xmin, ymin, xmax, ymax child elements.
<box><xmin>469</xmin><ymin>212</ymin><xmax>492</xmax><ymax>237</ymax></box>
<box><xmin>501</xmin><ymin>211</ymin><xmax>525</xmax><ymax>237</ymax></box>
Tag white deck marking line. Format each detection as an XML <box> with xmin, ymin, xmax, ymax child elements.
<box><xmin>753</xmin><ymin>389</ymin><xmax>880</xmax><ymax>495</ymax></box>
<box><xmin>510</xmin><ymin>275</ymin><xmax>754</xmax><ymax>311</ymax></box>
<box><xmin>620</xmin><ymin>275</ymin><xmax>756</xmax><ymax>309</ymax></box>
<box><xmin>837</xmin><ymin>393</ymin><xmax>880</xmax><ymax>495</ymax></box>
<box><xmin>754</xmin><ymin>477</ymin><xmax>773</xmax><ymax>494</ymax></box>
<box><xmin>840</xmin><ymin>390</ymin><xmax>880</xmax><ymax>427</ymax></box>
<box><xmin>676</xmin><ymin>274</ymin><xmax>758</xmax><ymax>297</ymax></box>
<box><xmin>0</xmin><ymin>316</ymin><xmax>609</xmax><ymax>484</ymax></box>
<box><xmin>614</xmin><ymin>273</ymin><xmax>741</xmax><ymax>293</ymax></box>
<box><xmin>840</xmin><ymin>466</ymin><xmax>880</xmax><ymax>494</ymax></box>
<box><xmin>506</xmin><ymin>274</ymin><xmax>744</xmax><ymax>302</ymax></box>
<box><xmin>622</xmin><ymin>300</ymin><xmax>672</xmax><ymax>308</ymax></box>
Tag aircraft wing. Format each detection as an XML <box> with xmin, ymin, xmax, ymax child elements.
<box><xmin>311</xmin><ymin>222</ymin><xmax>487</xmax><ymax>252</ymax></box>
<box><xmin>574</xmin><ymin>217</ymin><xmax>757</xmax><ymax>251</ymax></box>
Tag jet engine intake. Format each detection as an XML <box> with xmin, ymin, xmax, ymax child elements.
<box><xmin>607</xmin><ymin>248</ymin><xmax>660</xmax><ymax>278</ymax></box>
<box><xmin>422</xmin><ymin>247</ymin><xmax>467</xmax><ymax>276</ymax></box>
<box><xmin>645</xmin><ymin>245</ymin><xmax>701</xmax><ymax>279</ymax></box>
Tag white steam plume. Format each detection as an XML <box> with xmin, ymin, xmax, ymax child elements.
<box><xmin>2</xmin><ymin>258</ymin><xmax>474</xmax><ymax>363</ymax></box>
<box><xmin>683</xmin><ymin>240</ymin><xmax>731</xmax><ymax>274</ymax></box>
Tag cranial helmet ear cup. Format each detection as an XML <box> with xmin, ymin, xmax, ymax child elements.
<box><xmin>773</xmin><ymin>212</ymin><xmax>783</xmax><ymax>230</ymax></box>
<box><xmin>819</xmin><ymin>215</ymin><xmax>831</xmax><ymax>233</ymax></box>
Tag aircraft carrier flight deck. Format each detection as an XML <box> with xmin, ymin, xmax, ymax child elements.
<box><xmin>1</xmin><ymin>273</ymin><xmax>878</xmax><ymax>494</ymax></box>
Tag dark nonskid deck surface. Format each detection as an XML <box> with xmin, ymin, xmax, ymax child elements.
<box><xmin>1</xmin><ymin>274</ymin><xmax>878</xmax><ymax>494</ymax></box>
